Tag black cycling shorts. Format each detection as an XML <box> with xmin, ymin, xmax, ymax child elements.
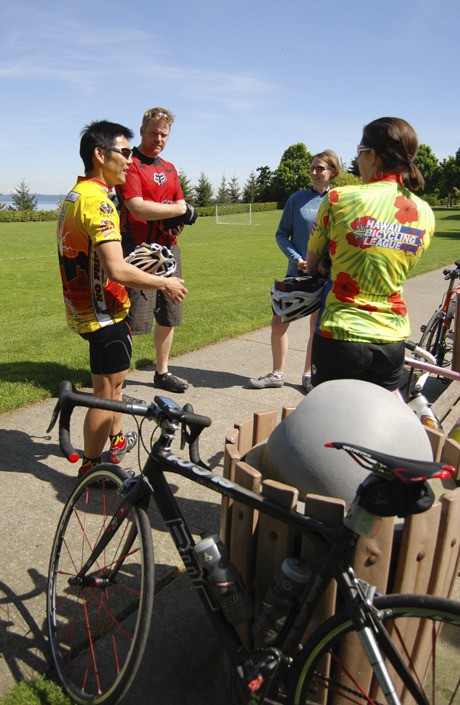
<box><xmin>311</xmin><ymin>335</ymin><xmax>405</xmax><ymax>392</ymax></box>
<box><xmin>80</xmin><ymin>319</ymin><xmax>133</xmax><ymax>375</ymax></box>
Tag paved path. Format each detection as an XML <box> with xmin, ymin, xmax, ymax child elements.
<box><xmin>0</xmin><ymin>267</ymin><xmax>454</xmax><ymax>704</ymax></box>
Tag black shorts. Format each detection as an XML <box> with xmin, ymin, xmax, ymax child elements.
<box><xmin>311</xmin><ymin>335</ymin><xmax>405</xmax><ymax>392</ymax></box>
<box><xmin>127</xmin><ymin>244</ymin><xmax>182</xmax><ymax>335</ymax></box>
<box><xmin>80</xmin><ymin>319</ymin><xmax>133</xmax><ymax>375</ymax></box>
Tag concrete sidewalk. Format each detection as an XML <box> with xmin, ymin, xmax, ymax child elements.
<box><xmin>0</xmin><ymin>267</ymin><xmax>453</xmax><ymax>704</ymax></box>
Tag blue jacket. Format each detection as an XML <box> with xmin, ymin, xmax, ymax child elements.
<box><xmin>276</xmin><ymin>188</ymin><xmax>328</xmax><ymax>276</ymax></box>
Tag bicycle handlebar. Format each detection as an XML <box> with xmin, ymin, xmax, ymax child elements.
<box><xmin>405</xmin><ymin>340</ymin><xmax>437</xmax><ymax>365</ymax></box>
<box><xmin>443</xmin><ymin>260</ymin><xmax>460</xmax><ymax>280</ymax></box>
<box><xmin>51</xmin><ymin>380</ymin><xmax>212</xmax><ymax>463</ymax></box>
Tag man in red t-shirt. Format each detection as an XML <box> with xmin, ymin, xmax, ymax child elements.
<box><xmin>117</xmin><ymin>107</ymin><xmax>197</xmax><ymax>393</ymax></box>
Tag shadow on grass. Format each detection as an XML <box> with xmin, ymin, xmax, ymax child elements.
<box><xmin>0</xmin><ymin>362</ymin><xmax>91</xmax><ymax>397</ymax></box>
<box><xmin>434</xmin><ymin>228</ymin><xmax>460</xmax><ymax>237</ymax></box>
<box><xmin>435</xmin><ymin>212</ymin><xmax>460</xmax><ymax>221</ymax></box>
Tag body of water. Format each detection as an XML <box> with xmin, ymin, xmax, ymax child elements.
<box><xmin>37</xmin><ymin>202</ymin><xmax>60</xmax><ymax>211</ymax></box>
<box><xmin>0</xmin><ymin>199</ymin><xmax>62</xmax><ymax>211</ymax></box>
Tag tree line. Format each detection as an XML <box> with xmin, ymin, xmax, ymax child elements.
<box><xmin>2</xmin><ymin>142</ymin><xmax>460</xmax><ymax>211</ymax></box>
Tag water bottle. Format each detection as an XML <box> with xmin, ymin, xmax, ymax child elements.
<box><xmin>194</xmin><ymin>535</ymin><xmax>254</xmax><ymax>625</ymax></box>
<box><xmin>252</xmin><ymin>557</ymin><xmax>311</xmax><ymax>648</ymax></box>
<box><xmin>448</xmin><ymin>418</ymin><xmax>460</xmax><ymax>443</ymax></box>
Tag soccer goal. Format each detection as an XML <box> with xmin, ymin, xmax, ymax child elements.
<box><xmin>215</xmin><ymin>203</ymin><xmax>252</xmax><ymax>225</ymax></box>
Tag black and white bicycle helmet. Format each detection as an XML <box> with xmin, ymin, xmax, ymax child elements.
<box><xmin>270</xmin><ymin>274</ymin><xmax>326</xmax><ymax>323</ymax></box>
<box><xmin>125</xmin><ymin>242</ymin><xmax>176</xmax><ymax>277</ymax></box>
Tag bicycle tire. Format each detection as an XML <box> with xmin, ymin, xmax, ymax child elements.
<box><xmin>287</xmin><ymin>593</ymin><xmax>460</xmax><ymax>705</ymax></box>
<box><xmin>419</xmin><ymin>309</ymin><xmax>453</xmax><ymax>368</ymax></box>
<box><xmin>405</xmin><ymin>311</ymin><xmax>443</xmax><ymax>400</ymax></box>
<box><xmin>47</xmin><ymin>464</ymin><xmax>154</xmax><ymax>705</ymax></box>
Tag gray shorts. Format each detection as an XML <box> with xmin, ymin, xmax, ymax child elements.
<box><xmin>127</xmin><ymin>244</ymin><xmax>182</xmax><ymax>335</ymax></box>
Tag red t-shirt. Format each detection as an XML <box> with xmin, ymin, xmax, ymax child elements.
<box><xmin>116</xmin><ymin>148</ymin><xmax>184</xmax><ymax>249</ymax></box>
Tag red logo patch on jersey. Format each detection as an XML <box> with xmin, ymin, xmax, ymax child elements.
<box><xmin>100</xmin><ymin>201</ymin><xmax>114</xmax><ymax>215</ymax></box>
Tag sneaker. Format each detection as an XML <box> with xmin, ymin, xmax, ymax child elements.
<box><xmin>302</xmin><ymin>374</ymin><xmax>314</xmax><ymax>394</ymax></box>
<box><xmin>122</xmin><ymin>392</ymin><xmax>146</xmax><ymax>405</ymax></box>
<box><xmin>154</xmin><ymin>371</ymin><xmax>188</xmax><ymax>393</ymax></box>
<box><xmin>109</xmin><ymin>431</ymin><xmax>138</xmax><ymax>464</ymax></box>
<box><xmin>78</xmin><ymin>457</ymin><xmax>102</xmax><ymax>479</ymax></box>
<box><xmin>249</xmin><ymin>372</ymin><xmax>284</xmax><ymax>389</ymax></box>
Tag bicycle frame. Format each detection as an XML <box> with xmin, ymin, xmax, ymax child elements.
<box><xmin>67</xmin><ymin>436</ymin><xmax>436</xmax><ymax>704</ymax></box>
<box><xmin>405</xmin><ymin>356</ymin><xmax>460</xmax><ymax>382</ymax></box>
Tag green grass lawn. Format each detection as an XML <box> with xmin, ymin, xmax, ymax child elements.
<box><xmin>1</xmin><ymin>208</ymin><xmax>459</xmax><ymax>415</ymax></box>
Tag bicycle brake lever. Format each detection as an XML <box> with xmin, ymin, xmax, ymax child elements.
<box><xmin>180</xmin><ymin>420</ymin><xmax>188</xmax><ymax>451</ymax></box>
<box><xmin>46</xmin><ymin>399</ymin><xmax>61</xmax><ymax>434</ymax></box>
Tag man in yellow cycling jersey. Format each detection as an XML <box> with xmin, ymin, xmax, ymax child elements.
<box><xmin>57</xmin><ymin>120</ymin><xmax>188</xmax><ymax>477</ymax></box>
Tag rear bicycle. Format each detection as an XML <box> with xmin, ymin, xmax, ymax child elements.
<box><xmin>417</xmin><ymin>264</ymin><xmax>459</xmax><ymax>370</ymax></box>
<box><xmin>47</xmin><ymin>464</ymin><xmax>154</xmax><ymax>705</ymax></box>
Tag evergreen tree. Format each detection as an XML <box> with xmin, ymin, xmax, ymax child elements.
<box><xmin>271</xmin><ymin>143</ymin><xmax>313</xmax><ymax>204</ymax></box>
<box><xmin>178</xmin><ymin>169</ymin><xmax>194</xmax><ymax>203</ymax></box>
<box><xmin>193</xmin><ymin>171</ymin><xmax>214</xmax><ymax>207</ymax></box>
<box><xmin>11</xmin><ymin>180</ymin><xmax>37</xmax><ymax>210</ymax></box>
<box><xmin>255</xmin><ymin>165</ymin><xmax>274</xmax><ymax>202</ymax></box>
<box><xmin>242</xmin><ymin>170</ymin><xmax>258</xmax><ymax>203</ymax></box>
<box><xmin>348</xmin><ymin>156</ymin><xmax>360</xmax><ymax>177</ymax></box>
<box><xmin>216</xmin><ymin>176</ymin><xmax>230</xmax><ymax>204</ymax></box>
<box><xmin>228</xmin><ymin>175</ymin><xmax>241</xmax><ymax>203</ymax></box>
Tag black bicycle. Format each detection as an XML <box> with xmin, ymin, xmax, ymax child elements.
<box><xmin>46</xmin><ymin>381</ymin><xmax>460</xmax><ymax>705</ymax></box>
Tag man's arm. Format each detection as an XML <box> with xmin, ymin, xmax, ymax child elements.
<box><xmin>97</xmin><ymin>241</ymin><xmax>187</xmax><ymax>302</ymax></box>
<box><xmin>124</xmin><ymin>197</ymin><xmax>186</xmax><ymax>222</ymax></box>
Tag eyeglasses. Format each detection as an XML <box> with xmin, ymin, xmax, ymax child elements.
<box><xmin>310</xmin><ymin>165</ymin><xmax>329</xmax><ymax>173</ymax></box>
<box><xmin>356</xmin><ymin>144</ymin><xmax>371</xmax><ymax>155</ymax></box>
<box><xmin>107</xmin><ymin>146</ymin><xmax>133</xmax><ymax>159</ymax></box>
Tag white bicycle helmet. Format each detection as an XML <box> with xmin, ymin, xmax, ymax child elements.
<box><xmin>125</xmin><ymin>242</ymin><xmax>176</xmax><ymax>277</ymax></box>
<box><xmin>270</xmin><ymin>275</ymin><xmax>326</xmax><ymax>323</ymax></box>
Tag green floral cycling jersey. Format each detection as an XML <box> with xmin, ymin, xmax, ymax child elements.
<box><xmin>307</xmin><ymin>173</ymin><xmax>435</xmax><ymax>342</ymax></box>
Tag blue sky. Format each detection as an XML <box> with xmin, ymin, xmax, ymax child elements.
<box><xmin>1</xmin><ymin>0</ymin><xmax>458</xmax><ymax>196</ymax></box>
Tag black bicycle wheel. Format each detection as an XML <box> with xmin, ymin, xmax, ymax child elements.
<box><xmin>419</xmin><ymin>309</ymin><xmax>452</xmax><ymax>367</ymax></box>
<box><xmin>404</xmin><ymin>311</ymin><xmax>444</xmax><ymax>400</ymax></box>
<box><xmin>288</xmin><ymin>593</ymin><xmax>460</xmax><ymax>705</ymax></box>
<box><xmin>47</xmin><ymin>464</ymin><xmax>154</xmax><ymax>705</ymax></box>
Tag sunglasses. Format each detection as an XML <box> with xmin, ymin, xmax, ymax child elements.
<box><xmin>107</xmin><ymin>146</ymin><xmax>133</xmax><ymax>159</ymax></box>
<box><xmin>310</xmin><ymin>165</ymin><xmax>329</xmax><ymax>173</ymax></box>
<box><xmin>356</xmin><ymin>144</ymin><xmax>371</xmax><ymax>155</ymax></box>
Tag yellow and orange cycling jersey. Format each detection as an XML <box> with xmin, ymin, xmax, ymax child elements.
<box><xmin>57</xmin><ymin>177</ymin><xmax>130</xmax><ymax>334</ymax></box>
<box><xmin>308</xmin><ymin>174</ymin><xmax>435</xmax><ymax>342</ymax></box>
